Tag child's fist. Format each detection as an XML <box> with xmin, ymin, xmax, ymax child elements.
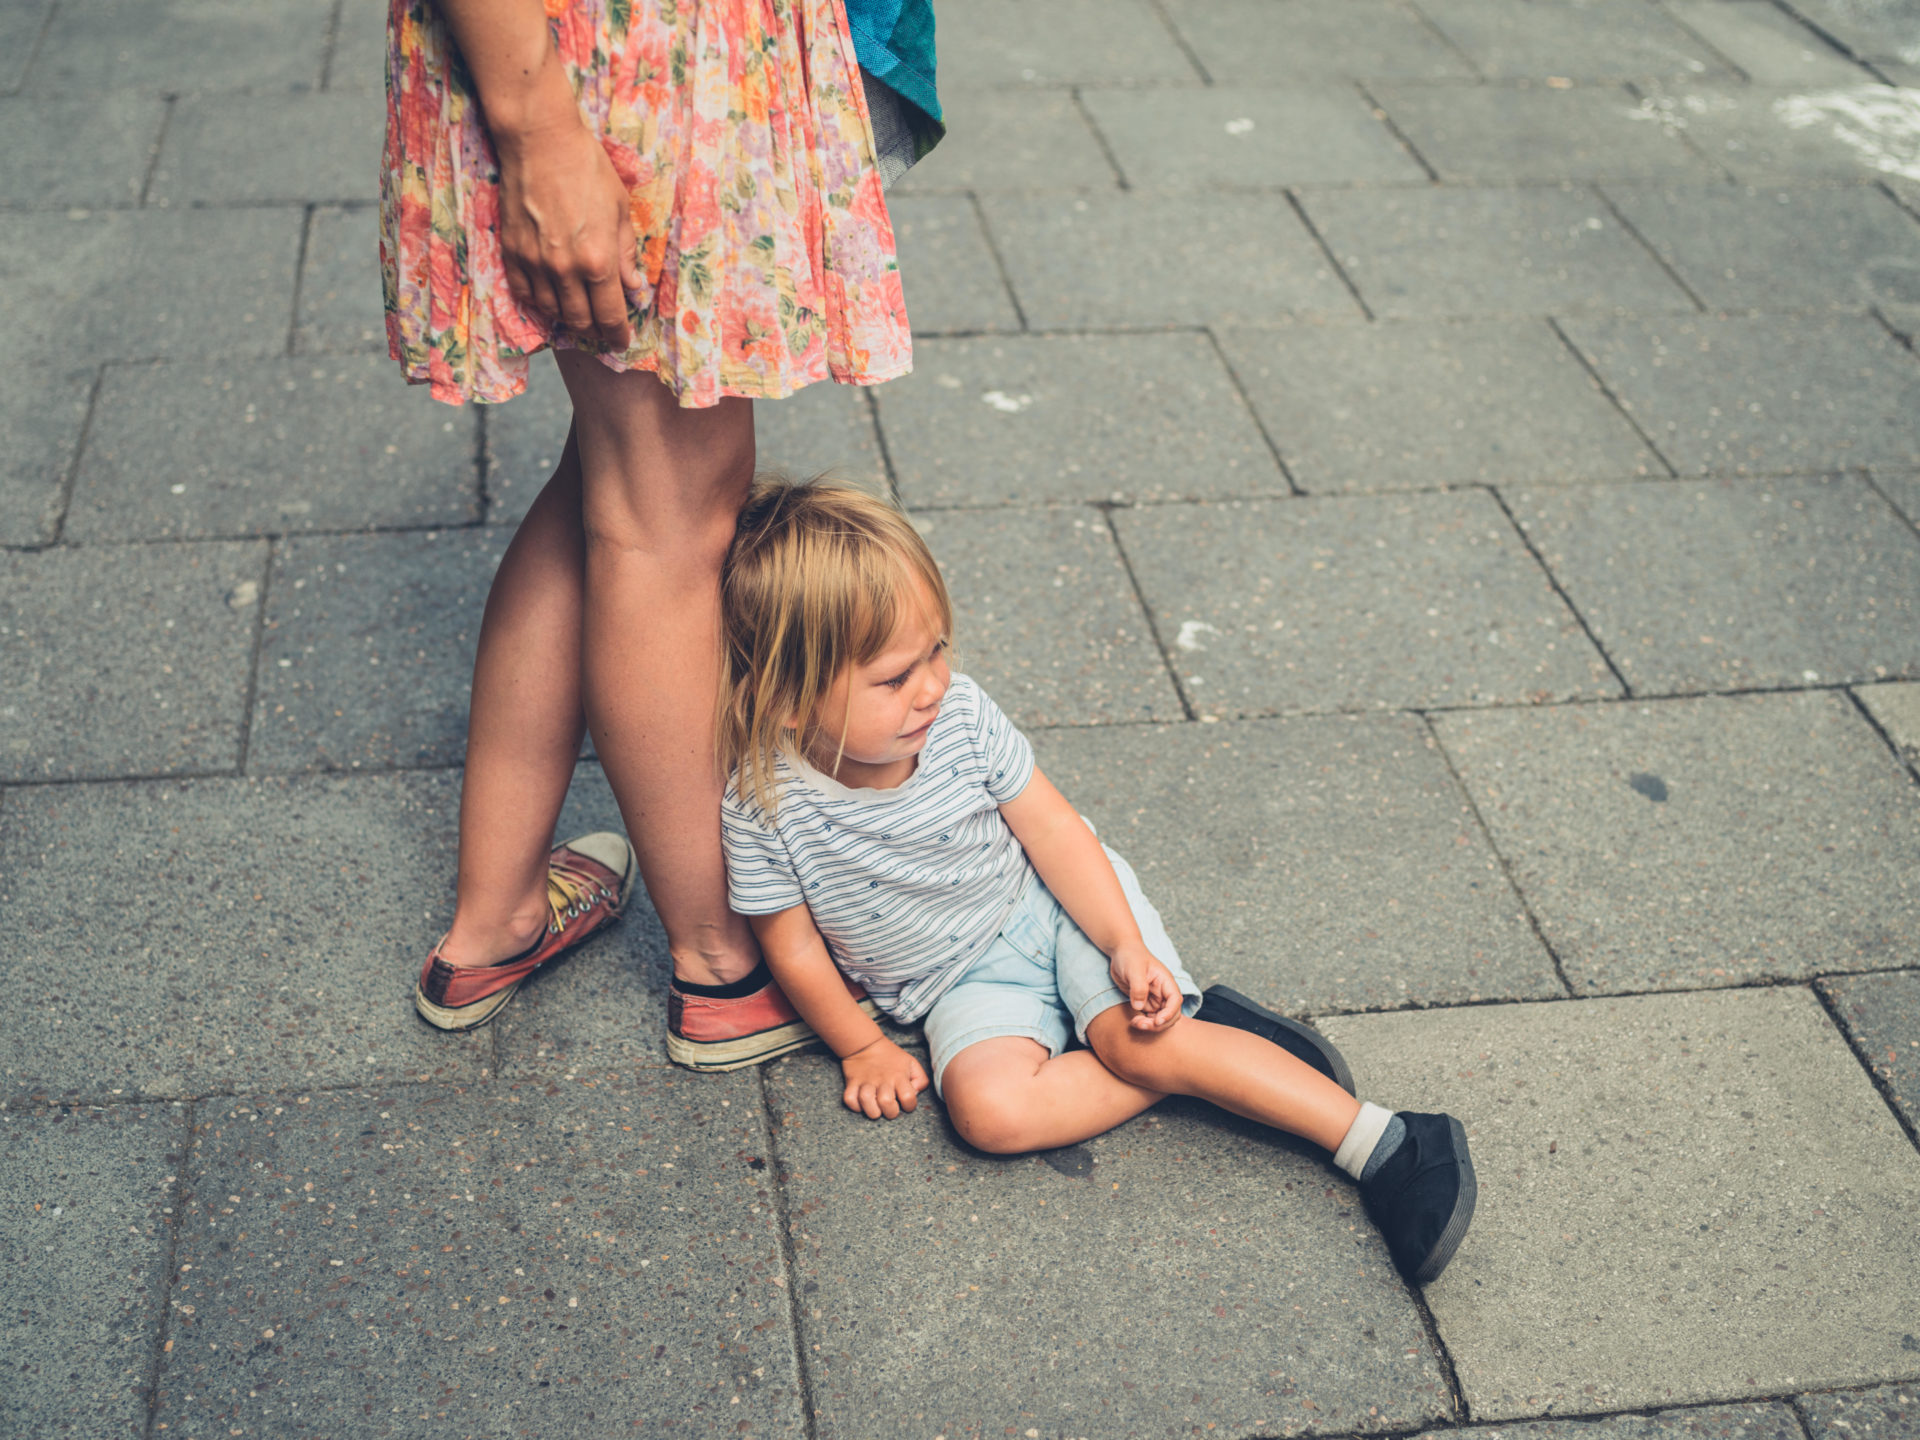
<box><xmin>840</xmin><ymin>1035</ymin><xmax>930</xmax><ymax>1119</ymax></box>
<box><xmin>1110</xmin><ymin>944</ymin><xmax>1184</xmax><ymax>1030</ymax></box>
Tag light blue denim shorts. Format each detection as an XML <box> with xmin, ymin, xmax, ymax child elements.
<box><xmin>921</xmin><ymin>845</ymin><xmax>1203</xmax><ymax>1095</ymax></box>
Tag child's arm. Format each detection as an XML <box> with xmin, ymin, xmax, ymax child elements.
<box><xmin>999</xmin><ymin>767</ymin><xmax>1184</xmax><ymax>1031</ymax></box>
<box><xmin>747</xmin><ymin>905</ymin><xmax>930</xmax><ymax>1119</ymax></box>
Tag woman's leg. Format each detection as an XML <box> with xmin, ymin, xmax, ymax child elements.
<box><xmin>557</xmin><ymin>350</ymin><xmax>761</xmax><ymax>986</ymax></box>
<box><xmin>438</xmin><ymin>430</ymin><xmax>591</xmax><ymax>968</ymax></box>
<box><xmin>940</xmin><ymin>1037</ymin><xmax>1165</xmax><ymax>1154</ymax></box>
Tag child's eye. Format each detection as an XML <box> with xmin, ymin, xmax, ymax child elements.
<box><xmin>882</xmin><ymin>672</ymin><xmax>910</xmax><ymax>690</ymax></box>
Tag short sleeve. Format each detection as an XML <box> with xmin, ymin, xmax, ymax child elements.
<box><xmin>968</xmin><ymin>679</ymin><xmax>1035</xmax><ymax>803</ymax></box>
<box><xmin>721</xmin><ymin>790</ymin><xmax>807</xmax><ymax>915</ymax></box>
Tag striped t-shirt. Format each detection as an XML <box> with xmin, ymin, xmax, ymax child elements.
<box><xmin>721</xmin><ymin>673</ymin><xmax>1037</xmax><ymax>1023</ymax></box>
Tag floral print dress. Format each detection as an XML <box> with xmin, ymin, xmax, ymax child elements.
<box><xmin>381</xmin><ymin>0</ymin><xmax>912</xmax><ymax>408</ymax></box>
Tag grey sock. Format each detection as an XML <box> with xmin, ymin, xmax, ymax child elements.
<box><xmin>1359</xmin><ymin>1113</ymin><xmax>1407</xmax><ymax>1183</ymax></box>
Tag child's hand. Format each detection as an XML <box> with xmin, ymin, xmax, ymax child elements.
<box><xmin>840</xmin><ymin>1036</ymin><xmax>930</xmax><ymax>1120</ymax></box>
<box><xmin>1110</xmin><ymin>943</ymin><xmax>1184</xmax><ymax>1031</ymax></box>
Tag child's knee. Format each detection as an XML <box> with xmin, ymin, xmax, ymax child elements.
<box><xmin>1085</xmin><ymin>1007</ymin><xmax>1171</xmax><ymax>1088</ymax></box>
<box><xmin>944</xmin><ymin>1086</ymin><xmax>1037</xmax><ymax>1155</ymax></box>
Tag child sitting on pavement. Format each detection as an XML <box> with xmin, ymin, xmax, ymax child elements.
<box><xmin>715</xmin><ymin>479</ymin><xmax>1477</xmax><ymax>1283</ymax></box>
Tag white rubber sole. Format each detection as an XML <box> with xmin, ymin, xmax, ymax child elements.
<box><xmin>666</xmin><ymin>997</ymin><xmax>882</xmax><ymax>1073</ymax></box>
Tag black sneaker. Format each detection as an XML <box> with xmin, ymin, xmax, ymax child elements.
<box><xmin>1198</xmin><ymin>985</ymin><xmax>1355</xmax><ymax>1095</ymax></box>
<box><xmin>1359</xmin><ymin>1112</ymin><xmax>1477</xmax><ymax>1284</ymax></box>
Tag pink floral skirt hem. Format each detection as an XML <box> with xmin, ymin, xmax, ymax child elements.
<box><xmin>380</xmin><ymin>0</ymin><xmax>913</xmax><ymax>408</ymax></box>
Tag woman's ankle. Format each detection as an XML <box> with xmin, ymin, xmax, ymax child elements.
<box><xmin>670</xmin><ymin>947</ymin><xmax>763</xmax><ymax>989</ymax></box>
<box><xmin>439</xmin><ymin>907</ymin><xmax>550</xmax><ymax>968</ymax></box>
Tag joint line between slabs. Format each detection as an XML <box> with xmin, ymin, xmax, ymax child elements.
<box><xmin>46</xmin><ymin>363</ymin><xmax>107</xmax><ymax>548</ymax></box>
<box><xmin>1484</xmin><ymin>483</ymin><xmax>1633</xmax><ymax>698</ymax></box>
<box><xmin>1880</xmin><ymin>178</ymin><xmax>1920</xmax><ymax>227</ymax></box>
<box><xmin>1070</xmin><ymin>85</ymin><xmax>1132</xmax><ymax>191</ymax></box>
<box><xmin>1544</xmin><ymin>315</ymin><xmax>1678</xmax><ymax>478</ymax></box>
<box><xmin>862</xmin><ymin>386</ymin><xmax>904</xmax><ymax>507</ymax></box>
<box><xmin>965</xmin><ymin>190</ymin><xmax>1029</xmax><ymax>331</ymax></box>
<box><xmin>233</xmin><ymin>539</ymin><xmax>276</xmax><ymax>775</ymax></box>
<box><xmin>1593</xmin><ymin>183</ymin><xmax>1712</xmax><ymax>313</ymax></box>
<box><xmin>319</xmin><ymin>0</ymin><xmax>348</xmax><ymax>91</ymax></box>
<box><xmin>140</xmin><ymin>1097</ymin><xmax>195</xmax><ymax>1440</ymax></box>
<box><xmin>1143</xmin><ymin>0</ymin><xmax>1212</xmax><ymax>85</ymax></box>
<box><xmin>137</xmin><ymin>96</ymin><xmax>175</xmax><ymax>209</ymax></box>
<box><xmin>1099</xmin><ymin>503</ymin><xmax>1197</xmax><ymax>721</ymax></box>
<box><xmin>473</xmin><ymin>402</ymin><xmax>492</xmax><ymax>523</ymax></box>
<box><xmin>756</xmin><ymin>1065</ymin><xmax>824</xmax><ymax>1440</ymax></box>
<box><xmin>1354</xmin><ymin>81</ymin><xmax>1439</xmax><ymax>184</ymax></box>
<box><xmin>1861</xmin><ymin>467</ymin><xmax>1920</xmax><ymax>548</ymax></box>
<box><xmin>1808</xmin><ymin>978</ymin><xmax>1920</xmax><ymax>1157</ymax></box>
<box><xmin>1202</xmin><ymin>325</ymin><xmax>1304</xmax><ymax>495</ymax></box>
<box><xmin>1286</xmin><ymin>189</ymin><xmax>1374</xmax><ymax>322</ymax></box>
<box><xmin>1406</xmin><ymin>1</ymin><xmax>1485</xmax><ymax>80</ymax></box>
<box><xmin>1767</xmin><ymin>0</ymin><xmax>1874</xmax><ymax>69</ymax></box>
<box><xmin>1842</xmin><ymin>683</ymin><xmax>1920</xmax><ymax>791</ymax></box>
<box><xmin>1870</xmin><ymin>304</ymin><xmax>1917</xmax><ymax>354</ymax></box>
<box><xmin>1418</xmin><ymin>711</ymin><xmax>1578</xmax><ymax>1002</ymax></box>
<box><xmin>6</xmin><ymin>0</ymin><xmax>58</xmax><ymax>98</ymax></box>
<box><xmin>285</xmin><ymin>203</ymin><xmax>316</xmax><ymax>359</ymax></box>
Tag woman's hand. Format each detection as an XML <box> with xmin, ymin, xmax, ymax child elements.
<box><xmin>494</xmin><ymin>115</ymin><xmax>643</xmax><ymax>349</ymax></box>
<box><xmin>840</xmin><ymin>1035</ymin><xmax>930</xmax><ymax>1119</ymax></box>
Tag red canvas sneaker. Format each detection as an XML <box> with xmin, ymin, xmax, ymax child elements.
<box><xmin>414</xmin><ymin>832</ymin><xmax>638</xmax><ymax>1032</ymax></box>
<box><xmin>667</xmin><ymin>962</ymin><xmax>881</xmax><ymax>1072</ymax></box>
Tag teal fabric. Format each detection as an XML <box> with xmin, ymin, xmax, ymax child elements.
<box><xmin>844</xmin><ymin>0</ymin><xmax>942</xmax><ymax>151</ymax></box>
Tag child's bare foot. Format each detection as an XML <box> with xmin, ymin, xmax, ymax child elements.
<box><xmin>1358</xmin><ymin>1112</ymin><xmax>1477</xmax><ymax>1284</ymax></box>
<box><xmin>414</xmin><ymin>832</ymin><xmax>637</xmax><ymax>1031</ymax></box>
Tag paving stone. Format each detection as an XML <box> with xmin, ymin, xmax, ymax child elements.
<box><xmin>250</xmin><ymin>529</ymin><xmax>508</xmax><ymax>773</ymax></box>
<box><xmin>1431</xmin><ymin>691</ymin><xmax>1920</xmax><ymax>992</ymax></box>
<box><xmin>67</xmin><ymin>353</ymin><xmax>479</xmax><ymax>541</ymax></box>
<box><xmin>1371</xmin><ymin>83</ymin><xmax>1723</xmax><ymax>182</ymax></box>
<box><xmin>1301</xmin><ymin>185</ymin><xmax>1696</xmax><ymax>318</ymax></box>
<box><xmin>1558</xmin><ymin>312</ymin><xmax>1920</xmax><ymax>474</ymax></box>
<box><xmin>1787</xmin><ymin>0</ymin><xmax>1920</xmax><ymax>64</ymax></box>
<box><xmin>26</xmin><ymin>0</ymin><xmax>333</xmax><ymax>95</ymax></box>
<box><xmin>766</xmin><ymin>1049</ymin><xmax>1453</xmax><ymax>1438</ymax></box>
<box><xmin>294</xmin><ymin>204</ymin><xmax>388</xmax><ymax>353</ymax></box>
<box><xmin>916</xmin><ymin>507</ymin><xmax>1183</xmax><ymax>727</ymax></box>
<box><xmin>150</xmin><ymin>90</ymin><xmax>385</xmax><ymax>205</ymax></box>
<box><xmin>1113</xmin><ymin>491</ymin><xmax>1620</xmax><ymax>715</ymax></box>
<box><xmin>1507</xmin><ymin>475</ymin><xmax>1920</xmax><ymax>692</ymax></box>
<box><xmin>1029</xmin><ymin>715</ymin><xmax>1560</xmax><ymax>1014</ymax></box>
<box><xmin>0</xmin><ymin>355</ymin><xmax>93</xmax><ymax>546</ymax></box>
<box><xmin>158</xmin><ymin>1071</ymin><xmax>805</xmax><ymax>1440</ymax></box>
<box><xmin>1601</xmin><ymin>182</ymin><xmax>1920</xmax><ymax>311</ymax></box>
<box><xmin>0</xmin><ymin>0</ymin><xmax>51</xmax><ymax>92</ymax></box>
<box><xmin>1818</xmin><ymin>970</ymin><xmax>1920</xmax><ymax>1132</ymax></box>
<box><xmin>981</xmin><ymin>191</ymin><xmax>1362</xmax><ymax>326</ymax></box>
<box><xmin>1410</xmin><ymin>1406</ymin><xmax>1807</xmax><ymax>1440</ymax></box>
<box><xmin>0</xmin><ymin>540</ymin><xmax>265</xmax><ymax>781</ymax></box>
<box><xmin>1081</xmin><ymin>85</ymin><xmax>1429</xmax><ymax>188</ymax></box>
<box><xmin>1417</xmin><ymin>0</ymin><xmax>1737</xmax><ymax>80</ymax></box>
<box><xmin>486</xmin><ymin>354</ymin><xmax>887</xmax><ymax>527</ymax></box>
<box><xmin>0</xmin><ymin>93</ymin><xmax>165</xmax><ymax>206</ymax></box>
<box><xmin>881</xmin><ymin>332</ymin><xmax>1286</xmax><ymax>506</ymax></box>
<box><xmin>1216</xmin><ymin>320</ymin><xmax>1661</xmax><ymax>492</ymax></box>
<box><xmin>325</xmin><ymin>0</ymin><xmax>387</xmax><ymax>91</ymax></box>
<box><xmin>1633</xmin><ymin>83</ymin><xmax>1919</xmax><ymax>184</ymax></box>
<box><xmin>893</xmin><ymin>89</ymin><xmax>1117</xmax><ymax>192</ymax></box>
<box><xmin>0</xmin><ymin>1103</ymin><xmax>185</xmax><ymax>1438</ymax></box>
<box><xmin>491</xmin><ymin>763</ymin><xmax>685</xmax><ymax>1076</ymax></box>
<box><xmin>1660</xmin><ymin>0</ymin><xmax>1876</xmax><ymax>84</ymax></box>
<box><xmin>933</xmin><ymin>0</ymin><xmax>1198</xmax><ymax>87</ymax></box>
<box><xmin>0</xmin><ymin>771</ymin><xmax>491</xmax><ymax>1103</ymax></box>
<box><xmin>0</xmin><ymin>207</ymin><xmax>303</xmax><ymax>361</ymax></box>
<box><xmin>1159</xmin><ymin>0</ymin><xmax>1479</xmax><ymax>83</ymax></box>
<box><xmin>1318</xmin><ymin>988</ymin><xmax>1920</xmax><ymax>1416</ymax></box>
<box><xmin>1856</xmin><ymin>674</ymin><xmax>1920</xmax><ymax>767</ymax></box>
<box><xmin>886</xmin><ymin>194</ymin><xmax>1022</xmax><ymax>334</ymax></box>
<box><xmin>1803</xmin><ymin>1382</ymin><xmax>1920</xmax><ymax>1440</ymax></box>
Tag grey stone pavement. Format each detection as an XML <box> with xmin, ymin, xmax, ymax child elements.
<box><xmin>5</xmin><ymin>0</ymin><xmax>1920</xmax><ymax>1435</ymax></box>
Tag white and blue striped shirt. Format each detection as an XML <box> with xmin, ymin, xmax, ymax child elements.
<box><xmin>721</xmin><ymin>673</ymin><xmax>1037</xmax><ymax>1022</ymax></box>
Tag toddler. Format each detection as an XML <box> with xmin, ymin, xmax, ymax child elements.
<box><xmin>716</xmin><ymin>480</ymin><xmax>1476</xmax><ymax>1283</ymax></box>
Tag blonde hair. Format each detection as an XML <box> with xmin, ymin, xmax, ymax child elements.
<box><xmin>718</xmin><ymin>477</ymin><xmax>954</xmax><ymax>816</ymax></box>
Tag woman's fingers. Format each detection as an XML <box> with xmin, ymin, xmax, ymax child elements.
<box><xmin>585</xmin><ymin>263</ymin><xmax>632</xmax><ymax>350</ymax></box>
<box><xmin>616</xmin><ymin>205</ymin><xmax>643</xmax><ymax>293</ymax></box>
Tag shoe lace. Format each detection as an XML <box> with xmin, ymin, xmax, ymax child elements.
<box><xmin>545</xmin><ymin>858</ymin><xmax>612</xmax><ymax>934</ymax></box>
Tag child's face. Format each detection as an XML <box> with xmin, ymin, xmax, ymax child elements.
<box><xmin>805</xmin><ymin>579</ymin><xmax>950</xmax><ymax>781</ymax></box>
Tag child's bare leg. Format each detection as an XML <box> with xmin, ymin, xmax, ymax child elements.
<box><xmin>558</xmin><ymin>351</ymin><xmax>761</xmax><ymax>986</ymax></box>
<box><xmin>1084</xmin><ymin>1011</ymin><xmax>1361</xmax><ymax>1152</ymax></box>
<box><xmin>439</xmin><ymin>433</ymin><xmax>590</xmax><ymax>967</ymax></box>
<box><xmin>940</xmin><ymin>1037</ymin><xmax>1165</xmax><ymax>1154</ymax></box>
